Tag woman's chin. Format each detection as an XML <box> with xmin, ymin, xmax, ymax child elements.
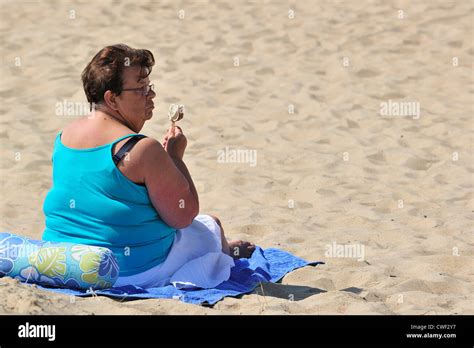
<box><xmin>145</xmin><ymin>109</ymin><xmax>154</xmax><ymax>119</ymax></box>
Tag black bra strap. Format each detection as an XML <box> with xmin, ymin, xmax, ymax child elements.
<box><xmin>112</xmin><ymin>135</ymin><xmax>147</xmax><ymax>165</ymax></box>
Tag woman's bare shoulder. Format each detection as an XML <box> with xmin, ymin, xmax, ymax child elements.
<box><xmin>62</xmin><ymin>118</ymin><xmax>138</xmax><ymax>149</ymax></box>
<box><xmin>131</xmin><ymin>136</ymin><xmax>165</xmax><ymax>160</ymax></box>
<box><xmin>118</xmin><ymin>136</ymin><xmax>166</xmax><ymax>186</ymax></box>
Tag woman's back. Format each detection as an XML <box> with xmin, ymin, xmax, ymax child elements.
<box><xmin>42</xmin><ymin>120</ymin><xmax>176</xmax><ymax>276</ymax></box>
<box><xmin>60</xmin><ymin>119</ymin><xmax>146</xmax><ymax>185</ymax></box>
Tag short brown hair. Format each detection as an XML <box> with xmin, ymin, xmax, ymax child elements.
<box><xmin>81</xmin><ymin>44</ymin><xmax>155</xmax><ymax>109</ymax></box>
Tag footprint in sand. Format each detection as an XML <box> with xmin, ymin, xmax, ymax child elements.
<box><xmin>256</xmin><ymin>67</ymin><xmax>274</xmax><ymax>75</ymax></box>
<box><xmin>404</xmin><ymin>157</ymin><xmax>432</xmax><ymax>171</ymax></box>
<box><xmin>316</xmin><ymin>189</ymin><xmax>336</xmax><ymax>196</ymax></box>
<box><xmin>346</xmin><ymin>119</ymin><xmax>360</xmax><ymax>128</ymax></box>
<box><xmin>237</xmin><ymin>224</ymin><xmax>271</xmax><ymax>239</ymax></box>
<box><xmin>366</xmin><ymin>151</ymin><xmax>386</xmax><ymax>164</ymax></box>
<box><xmin>2</xmin><ymin>208</ymin><xmax>19</xmax><ymax>219</ymax></box>
<box><xmin>355</xmin><ymin>69</ymin><xmax>381</xmax><ymax>78</ymax></box>
<box><xmin>363</xmin><ymin>167</ymin><xmax>378</xmax><ymax>174</ymax></box>
<box><xmin>297</xmin><ymin>202</ymin><xmax>313</xmax><ymax>209</ymax></box>
<box><xmin>312</xmin><ymin>277</ymin><xmax>336</xmax><ymax>291</ymax></box>
<box><xmin>310</xmin><ymin>94</ymin><xmax>324</xmax><ymax>102</ymax></box>
<box><xmin>373</xmin><ymin>207</ymin><xmax>391</xmax><ymax>214</ymax></box>
<box><xmin>23</xmin><ymin>160</ymin><xmax>52</xmax><ymax>170</ymax></box>
<box><xmin>393</xmin><ymin>279</ymin><xmax>432</xmax><ymax>293</ymax></box>
<box><xmin>222</xmin><ymin>87</ymin><xmax>242</xmax><ymax>94</ymax></box>
<box><xmin>377</xmin><ymin>93</ymin><xmax>406</xmax><ymax>100</ymax></box>
<box><xmin>183</xmin><ymin>56</ymin><xmax>208</xmax><ymax>63</ymax></box>
<box><xmin>286</xmin><ymin>236</ymin><xmax>305</xmax><ymax>244</ymax></box>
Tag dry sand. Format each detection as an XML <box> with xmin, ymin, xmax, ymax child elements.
<box><xmin>0</xmin><ymin>0</ymin><xmax>473</xmax><ymax>314</ymax></box>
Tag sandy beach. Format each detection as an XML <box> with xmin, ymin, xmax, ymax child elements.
<box><xmin>0</xmin><ymin>0</ymin><xmax>472</xmax><ymax>315</ymax></box>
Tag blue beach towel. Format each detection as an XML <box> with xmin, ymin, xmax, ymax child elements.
<box><xmin>30</xmin><ymin>246</ymin><xmax>323</xmax><ymax>305</ymax></box>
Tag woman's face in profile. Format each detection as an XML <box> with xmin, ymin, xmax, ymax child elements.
<box><xmin>116</xmin><ymin>65</ymin><xmax>156</xmax><ymax>122</ymax></box>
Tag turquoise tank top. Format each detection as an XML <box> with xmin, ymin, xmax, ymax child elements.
<box><xmin>42</xmin><ymin>130</ymin><xmax>176</xmax><ymax>276</ymax></box>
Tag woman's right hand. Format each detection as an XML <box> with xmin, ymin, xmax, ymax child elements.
<box><xmin>163</xmin><ymin>126</ymin><xmax>187</xmax><ymax>160</ymax></box>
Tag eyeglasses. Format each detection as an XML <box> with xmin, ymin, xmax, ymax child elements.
<box><xmin>122</xmin><ymin>84</ymin><xmax>155</xmax><ymax>97</ymax></box>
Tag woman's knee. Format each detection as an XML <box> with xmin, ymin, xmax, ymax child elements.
<box><xmin>208</xmin><ymin>214</ymin><xmax>223</xmax><ymax>229</ymax></box>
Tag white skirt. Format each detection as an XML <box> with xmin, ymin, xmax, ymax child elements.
<box><xmin>114</xmin><ymin>214</ymin><xmax>235</xmax><ymax>289</ymax></box>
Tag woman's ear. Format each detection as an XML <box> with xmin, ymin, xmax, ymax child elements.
<box><xmin>104</xmin><ymin>90</ymin><xmax>118</xmax><ymax>111</ymax></box>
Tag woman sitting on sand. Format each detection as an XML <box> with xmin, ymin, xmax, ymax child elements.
<box><xmin>42</xmin><ymin>44</ymin><xmax>255</xmax><ymax>288</ymax></box>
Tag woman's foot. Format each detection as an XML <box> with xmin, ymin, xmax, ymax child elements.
<box><xmin>228</xmin><ymin>240</ymin><xmax>256</xmax><ymax>259</ymax></box>
<box><xmin>208</xmin><ymin>214</ymin><xmax>256</xmax><ymax>259</ymax></box>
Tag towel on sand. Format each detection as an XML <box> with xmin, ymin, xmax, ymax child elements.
<box><xmin>32</xmin><ymin>246</ymin><xmax>323</xmax><ymax>305</ymax></box>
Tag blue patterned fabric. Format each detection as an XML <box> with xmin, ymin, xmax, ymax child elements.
<box><xmin>0</xmin><ymin>232</ymin><xmax>119</xmax><ymax>290</ymax></box>
<box><xmin>30</xmin><ymin>246</ymin><xmax>323</xmax><ymax>305</ymax></box>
